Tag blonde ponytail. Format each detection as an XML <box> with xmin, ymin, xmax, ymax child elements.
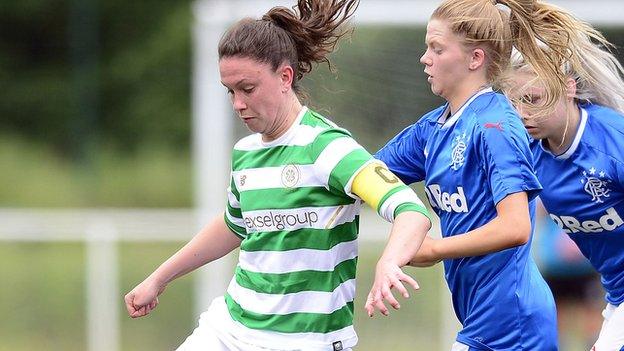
<box><xmin>505</xmin><ymin>1</ymin><xmax>624</xmax><ymax>114</ymax></box>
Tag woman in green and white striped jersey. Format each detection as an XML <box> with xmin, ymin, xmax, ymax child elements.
<box><xmin>124</xmin><ymin>1</ymin><xmax>432</xmax><ymax>350</ymax></box>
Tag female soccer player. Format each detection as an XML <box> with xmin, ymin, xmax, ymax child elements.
<box><xmin>124</xmin><ymin>1</ymin><xmax>432</xmax><ymax>350</ymax></box>
<box><xmin>505</xmin><ymin>4</ymin><xmax>624</xmax><ymax>349</ymax></box>
<box><xmin>365</xmin><ymin>0</ymin><xmax>563</xmax><ymax>350</ymax></box>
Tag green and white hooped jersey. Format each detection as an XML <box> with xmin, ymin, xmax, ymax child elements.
<box><xmin>222</xmin><ymin>107</ymin><xmax>427</xmax><ymax>350</ymax></box>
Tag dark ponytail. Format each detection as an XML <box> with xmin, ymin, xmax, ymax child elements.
<box><xmin>218</xmin><ymin>0</ymin><xmax>359</xmax><ymax>96</ymax></box>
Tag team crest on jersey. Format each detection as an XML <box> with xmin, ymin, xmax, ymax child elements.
<box><xmin>281</xmin><ymin>164</ymin><xmax>300</xmax><ymax>188</ymax></box>
<box><xmin>580</xmin><ymin>167</ymin><xmax>611</xmax><ymax>203</ymax></box>
<box><xmin>450</xmin><ymin>132</ymin><xmax>468</xmax><ymax>171</ymax></box>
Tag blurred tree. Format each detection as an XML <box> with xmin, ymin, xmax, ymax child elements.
<box><xmin>305</xmin><ymin>26</ymin><xmax>444</xmax><ymax>152</ymax></box>
<box><xmin>0</xmin><ymin>0</ymin><xmax>192</xmax><ymax>156</ymax></box>
<box><xmin>0</xmin><ymin>1</ymin><xmax>73</xmax><ymax>151</ymax></box>
<box><xmin>0</xmin><ymin>1</ymin><xmax>622</xmax><ymax>157</ymax></box>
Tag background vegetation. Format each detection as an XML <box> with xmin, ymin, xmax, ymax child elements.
<box><xmin>2</xmin><ymin>1</ymin><xmax>623</xmax><ymax>208</ymax></box>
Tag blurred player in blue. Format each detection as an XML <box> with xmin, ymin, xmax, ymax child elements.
<box><xmin>505</xmin><ymin>3</ymin><xmax>624</xmax><ymax>349</ymax></box>
<box><xmin>364</xmin><ymin>0</ymin><xmax>565</xmax><ymax>349</ymax></box>
<box><xmin>532</xmin><ymin>201</ymin><xmax>602</xmax><ymax>349</ymax></box>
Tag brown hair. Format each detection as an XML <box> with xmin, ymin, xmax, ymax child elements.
<box><xmin>431</xmin><ymin>0</ymin><xmax>576</xmax><ymax>114</ymax></box>
<box><xmin>218</xmin><ymin>0</ymin><xmax>359</xmax><ymax>96</ymax></box>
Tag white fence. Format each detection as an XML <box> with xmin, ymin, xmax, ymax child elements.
<box><xmin>0</xmin><ymin>208</ymin><xmax>199</xmax><ymax>351</ymax></box>
<box><xmin>0</xmin><ymin>207</ymin><xmax>455</xmax><ymax>351</ymax></box>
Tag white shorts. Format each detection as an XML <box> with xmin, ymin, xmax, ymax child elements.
<box><xmin>451</xmin><ymin>341</ymin><xmax>470</xmax><ymax>351</ymax></box>
<box><xmin>176</xmin><ymin>297</ymin><xmax>353</xmax><ymax>351</ymax></box>
<box><xmin>175</xmin><ymin>321</ymin><xmax>239</xmax><ymax>351</ymax></box>
<box><xmin>592</xmin><ymin>303</ymin><xmax>624</xmax><ymax>351</ymax></box>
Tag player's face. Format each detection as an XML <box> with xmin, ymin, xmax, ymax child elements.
<box><xmin>420</xmin><ymin>19</ymin><xmax>473</xmax><ymax>101</ymax></box>
<box><xmin>219</xmin><ymin>56</ymin><xmax>290</xmax><ymax>139</ymax></box>
<box><xmin>509</xmin><ymin>71</ymin><xmax>570</xmax><ymax>141</ymax></box>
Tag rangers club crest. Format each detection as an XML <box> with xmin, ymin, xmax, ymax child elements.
<box><xmin>450</xmin><ymin>132</ymin><xmax>468</xmax><ymax>171</ymax></box>
<box><xmin>581</xmin><ymin>167</ymin><xmax>611</xmax><ymax>203</ymax></box>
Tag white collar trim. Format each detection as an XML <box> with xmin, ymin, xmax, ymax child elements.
<box><xmin>438</xmin><ymin>87</ymin><xmax>494</xmax><ymax>128</ymax></box>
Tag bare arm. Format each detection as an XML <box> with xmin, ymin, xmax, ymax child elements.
<box><xmin>411</xmin><ymin>192</ymin><xmax>531</xmax><ymax>265</ymax></box>
<box><xmin>124</xmin><ymin>214</ymin><xmax>241</xmax><ymax>318</ymax></box>
<box><xmin>378</xmin><ymin>212</ymin><xmax>432</xmax><ymax>267</ymax></box>
<box><xmin>350</xmin><ymin>162</ymin><xmax>432</xmax><ymax>317</ymax></box>
<box><xmin>365</xmin><ymin>211</ymin><xmax>431</xmax><ymax>316</ymax></box>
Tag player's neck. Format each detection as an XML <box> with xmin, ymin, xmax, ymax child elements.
<box><xmin>448</xmin><ymin>79</ymin><xmax>490</xmax><ymax>115</ymax></box>
<box><xmin>545</xmin><ymin>103</ymin><xmax>581</xmax><ymax>155</ymax></box>
<box><xmin>262</xmin><ymin>96</ymin><xmax>303</xmax><ymax>142</ymax></box>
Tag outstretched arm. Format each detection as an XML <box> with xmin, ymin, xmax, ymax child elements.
<box><xmin>124</xmin><ymin>214</ymin><xmax>241</xmax><ymax>318</ymax></box>
<box><xmin>410</xmin><ymin>192</ymin><xmax>530</xmax><ymax>265</ymax></box>
<box><xmin>349</xmin><ymin>162</ymin><xmax>432</xmax><ymax>317</ymax></box>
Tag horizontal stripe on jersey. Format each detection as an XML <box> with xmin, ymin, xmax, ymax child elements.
<box><xmin>377</xmin><ymin>185</ymin><xmax>409</xmax><ymax>213</ymax></box>
<box><xmin>379</xmin><ymin>187</ymin><xmax>429</xmax><ymax>222</ymax></box>
<box><xmin>224</xmin><ymin>212</ymin><xmax>246</xmax><ymax>239</ymax></box>
<box><xmin>227</xmin><ymin>186</ymin><xmax>240</xmax><ymax>207</ymax></box>
<box><xmin>226</xmin><ymin>202</ymin><xmax>242</xmax><ymax>218</ymax></box>
<box><xmin>232</xmin><ymin>129</ymin><xmax>350</xmax><ymax>170</ymax></box>
<box><xmin>238</xmin><ymin>239</ymin><xmax>357</xmax><ymax>274</ymax></box>
<box><xmin>232</xmin><ymin>164</ymin><xmax>319</xmax><ymax>192</ymax></box>
<box><xmin>224</xmin><ymin>293</ymin><xmax>354</xmax><ymax>334</ymax></box>
<box><xmin>314</xmin><ymin>137</ymin><xmax>366</xmax><ymax>184</ymax></box>
<box><xmin>234</xmin><ymin>258</ymin><xmax>357</xmax><ymax>294</ymax></box>
<box><xmin>395</xmin><ymin>203</ymin><xmax>430</xmax><ymax>218</ymax></box>
<box><xmin>229</xmin><ymin>179</ymin><xmax>240</xmax><ymax>198</ymax></box>
<box><xmin>240</xmin><ymin>221</ymin><xmax>358</xmax><ymax>252</ymax></box>
<box><xmin>227</xmin><ymin>277</ymin><xmax>356</xmax><ymax>315</ymax></box>
<box><xmin>240</xmin><ymin>187</ymin><xmax>355</xmax><ymax>212</ymax></box>
<box><xmin>329</xmin><ymin>149</ymin><xmax>373</xmax><ymax>195</ymax></box>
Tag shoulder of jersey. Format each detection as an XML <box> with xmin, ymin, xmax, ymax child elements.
<box><xmin>233</xmin><ymin>133</ymin><xmax>262</xmax><ymax>151</ymax></box>
<box><xmin>468</xmin><ymin>92</ymin><xmax>512</xmax><ymax>118</ymax></box>
<box><xmin>585</xmin><ymin>103</ymin><xmax>624</xmax><ymax>135</ymax></box>
<box><xmin>307</xmin><ymin>110</ymin><xmax>353</xmax><ymax>136</ymax></box>
<box><xmin>582</xmin><ymin>104</ymin><xmax>624</xmax><ymax>162</ymax></box>
<box><xmin>418</xmin><ymin>105</ymin><xmax>448</xmax><ymax>124</ymax></box>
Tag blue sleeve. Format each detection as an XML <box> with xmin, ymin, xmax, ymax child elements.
<box><xmin>476</xmin><ymin>114</ymin><xmax>542</xmax><ymax>205</ymax></box>
<box><xmin>375</xmin><ymin>122</ymin><xmax>427</xmax><ymax>185</ymax></box>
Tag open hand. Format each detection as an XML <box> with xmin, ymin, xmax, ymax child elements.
<box><xmin>364</xmin><ymin>260</ymin><xmax>420</xmax><ymax>317</ymax></box>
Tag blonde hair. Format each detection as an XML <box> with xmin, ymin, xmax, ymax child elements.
<box><xmin>506</xmin><ymin>2</ymin><xmax>624</xmax><ymax>114</ymax></box>
<box><xmin>431</xmin><ymin>0</ymin><xmax>579</xmax><ymax>114</ymax></box>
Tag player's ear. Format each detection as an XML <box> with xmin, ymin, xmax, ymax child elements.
<box><xmin>278</xmin><ymin>63</ymin><xmax>294</xmax><ymax>93</ymax></box>
<box><xmin>565</xmin><ymin>77</ymin><xmax>577</xmax><ymax>99</ymax></box>
<box><xmin>468</xmin><ymin>48</ymin><xmax>486</xmax><ymax>71</ymax></box>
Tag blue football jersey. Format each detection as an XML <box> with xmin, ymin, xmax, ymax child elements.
<box><xmin>377</xmin><ymin>88</ymin><xmax>557</xmax><ymax>350</ymax></box>
<box><xmin>532</xmin><ymin>103</ymin><xmax>624</xmax><ymax>306</ymax></box>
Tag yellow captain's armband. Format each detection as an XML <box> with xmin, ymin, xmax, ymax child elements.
<box><xmin>352</xmin><ymin>162</ymin><xmax>404</xmax><ymax>211</ymax></box>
